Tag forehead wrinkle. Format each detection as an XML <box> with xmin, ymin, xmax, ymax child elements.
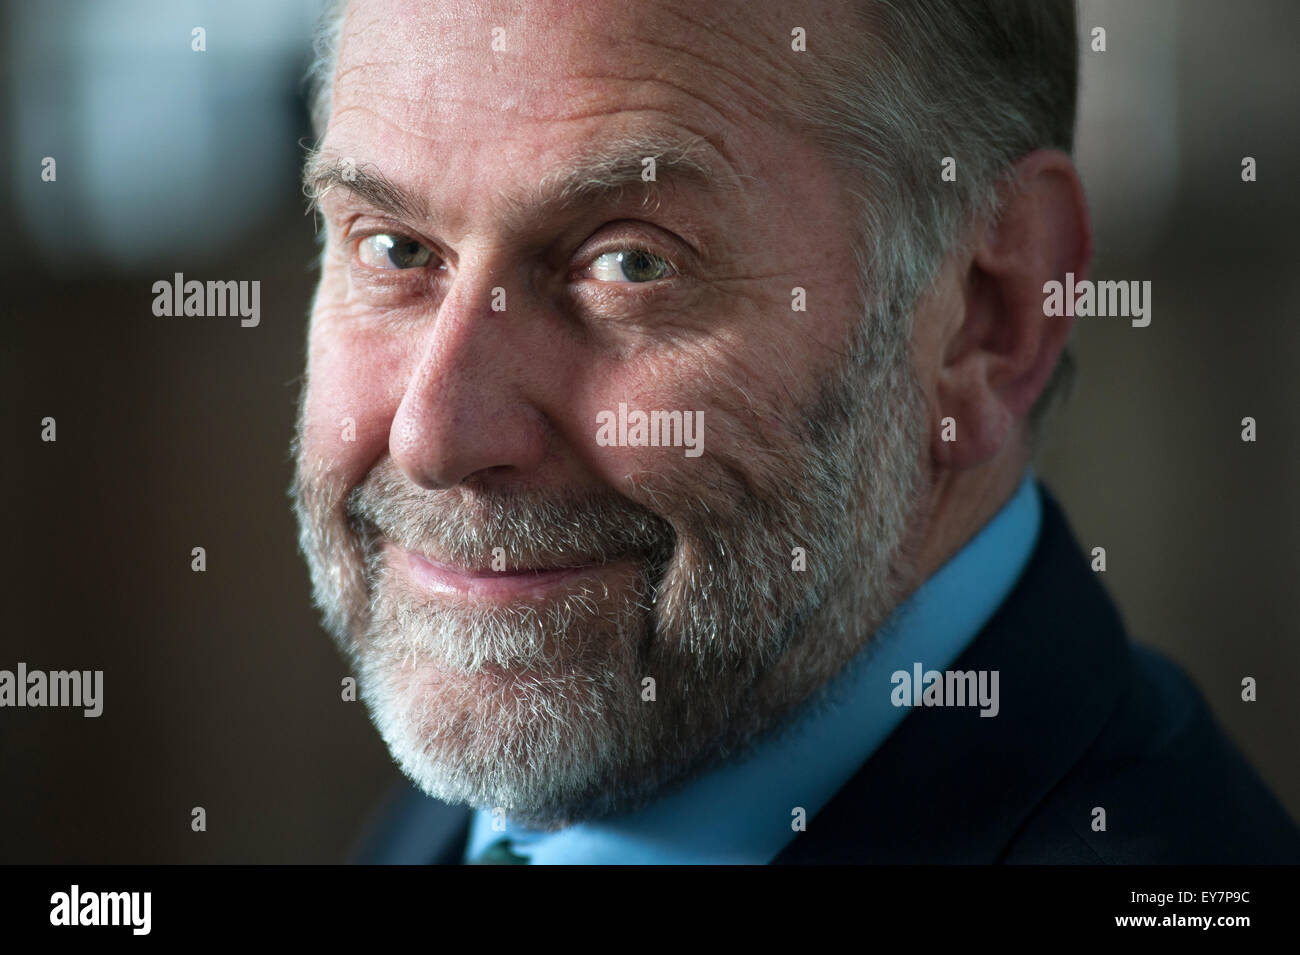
<box><xmin>674</xmin><ymin>5</ymin><xmax>817</xmax><ymax>84</ymax></box>
<box><xmin>575</xmin><ymin>3</ymin><xmax>816</xmax><ymax>130</ymax></box>
<box><xmin>558</xmin><ymin>73</ymin><xmax>747</xmax><ymax>168</ymax></box>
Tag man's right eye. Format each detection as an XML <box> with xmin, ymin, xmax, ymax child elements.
<box><xmin>355</xmin><ymin>233</ymin><xmax>434</xmax><ymax>270</ymax></box>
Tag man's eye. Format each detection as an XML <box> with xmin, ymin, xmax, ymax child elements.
<box><xmin>356</xmin><ymin>234</ymin><xmax>433</xmax><ymax>270</ymax></box>
<box><xmin>589</xmin><ymin>249</ymin><xmax>674</xmax><ymax>283</ymax></box>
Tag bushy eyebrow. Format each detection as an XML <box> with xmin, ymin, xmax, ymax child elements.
<box><xmin>302</xmin><ymin>132</ymin><xmax>735</xmax><ymax>225</ymax></box>
<box><xmin>302</xmin><ymin>152</ymin><xmax>429</xmax><ymax>220</ymax></box>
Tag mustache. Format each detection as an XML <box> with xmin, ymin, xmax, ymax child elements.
<box><xmin>344</xmin><ymin>460</ymin><xmax>676</xmax><ymax>573</ymax></box>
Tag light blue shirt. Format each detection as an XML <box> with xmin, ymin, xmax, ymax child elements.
<box><xmin>465</xmin><ymin>468</ymin><xmax>1042</xmax><ymax>864</ymax></box>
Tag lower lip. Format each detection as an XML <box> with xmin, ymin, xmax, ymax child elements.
<box><xmin>391</xmin><ymin>544</ymin><xmax>611</xmax><ymax>600</ymax></box>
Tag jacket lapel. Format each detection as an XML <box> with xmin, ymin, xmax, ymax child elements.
<box><xmin>351</xmin><ymin>778</ymin><xmax>472</xmax><ymax>864</ymax></box>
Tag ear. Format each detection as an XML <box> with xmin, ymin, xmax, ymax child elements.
<box><xmin>930</xmin><ymin>149</ymin><xmax>1093</xmax><ymax>469</ymax></box>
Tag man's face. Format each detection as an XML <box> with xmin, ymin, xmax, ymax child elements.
<box><xmin>293</xmin><ymin>0</ymin><xmax>929</xmax><ymax>826</ymax></box>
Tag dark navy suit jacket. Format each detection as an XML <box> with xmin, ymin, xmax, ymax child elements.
<box><xmin>353</xmin><ymin>486</ymin><xmax>1300</xmax><ymax>864</ymax></box>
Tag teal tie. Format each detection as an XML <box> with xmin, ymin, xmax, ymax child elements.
<box><xmin>473</xmin><ymin>837</ymin><xmax>530</xmax><ymax>865</ymax></box>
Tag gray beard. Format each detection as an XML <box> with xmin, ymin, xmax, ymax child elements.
<box><xmin>291</xmin><ymin>311</ymin><xmax>928</xmax><ymax>829</ymax></box>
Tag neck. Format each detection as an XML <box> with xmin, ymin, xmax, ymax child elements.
<box><xmin>911</xmin><ymin>437</ymin><xmax>1031</xmax><ymax>589</ymax></box>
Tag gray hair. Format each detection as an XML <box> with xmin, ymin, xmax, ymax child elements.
<box><xmin>305</xmin><ymin>0</ymin><xmax>347</xmax><ymax>139</ymax></box>
<box><xmin>304</xmin><ymin>0</ymin><xmax>1079</xmax><ymax>436</ymax></box>
<box><xmin>795</xmin><ymin>0</ymin><xmax>1080</xmax><ymax>436</ymax></box>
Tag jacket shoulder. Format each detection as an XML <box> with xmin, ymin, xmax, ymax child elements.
<box><xmin>1002</xmin><ymin>645</ymin><xmax>1300</xmax><ymax>864</ymax></box>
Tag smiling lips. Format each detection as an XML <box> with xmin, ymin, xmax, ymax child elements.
<box><xmin>391</xmin><ymin>543</ymin><xmax>613</xmax><ymax>600</ymax></box>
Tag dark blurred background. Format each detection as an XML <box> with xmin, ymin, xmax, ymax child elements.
<box><xmin>2</xmin><ymin>0</ymin><xmax>1297</xmax><ymax>862</ymax></box>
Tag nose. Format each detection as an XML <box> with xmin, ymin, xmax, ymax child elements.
<box><xmin>389</xmin><ymin>276</ymin><xmax>547</xmax><ymax>490</ymax></box>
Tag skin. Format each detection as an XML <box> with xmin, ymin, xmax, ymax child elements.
<box><xmin>299</xmin><ymin>0</ymin><xmax>1092</xmax><ymax>809</ymax></box>
<box><xmin>304</xmin><ymin>0</ymin><xmax>866</xmax><ymax>517</ymax></box>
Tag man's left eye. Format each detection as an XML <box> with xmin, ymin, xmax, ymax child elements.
<box><xmin>589</xmin><ymin>250</ymin><xmax>674</xmax><ymax>283</ymax></box>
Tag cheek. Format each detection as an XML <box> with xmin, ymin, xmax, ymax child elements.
<box><xmin>302</xmin><ymin>312</ymin><xmax>407</xmax><ymax>486</ymax></box>
<box><xmin>565</xmin><ymin>341</ymin><xmax>800</xmax><ymax>511</ymax></box>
